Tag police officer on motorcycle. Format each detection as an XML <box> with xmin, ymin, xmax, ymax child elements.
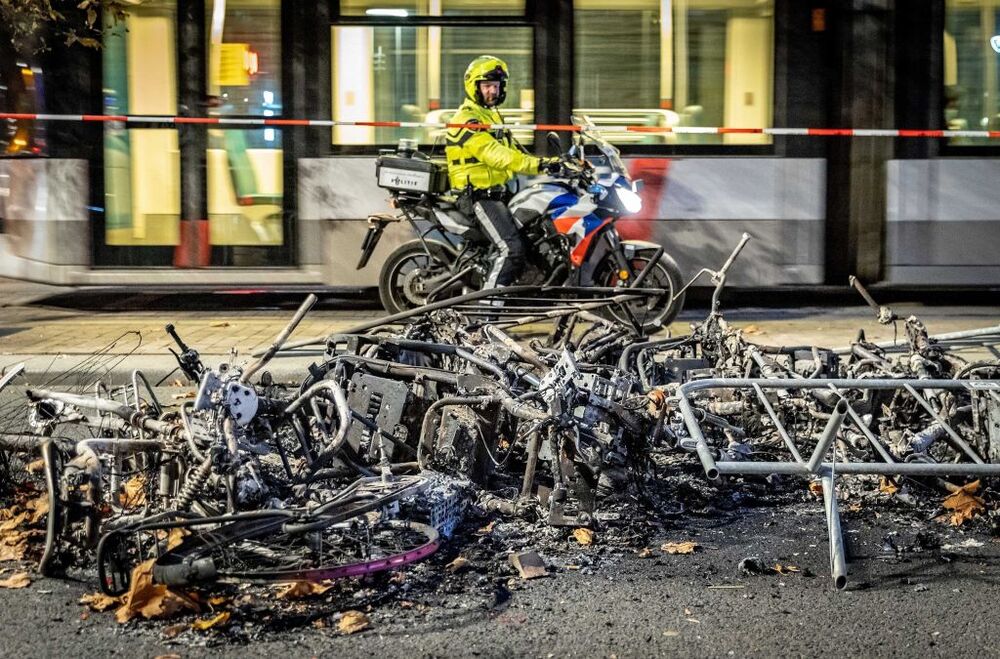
<box><xmin>445</xmin><ymin>55</ymin><xmax>562</xmax><ymax>288</ymax></box>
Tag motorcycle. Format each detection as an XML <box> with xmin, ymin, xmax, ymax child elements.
<box><xmin>357</xmin><ymin>123</ymin><xmax>685</xmax><ymax>332</ymax></box>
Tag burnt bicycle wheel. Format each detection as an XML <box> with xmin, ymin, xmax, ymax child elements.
<box><xmin>150</xmin><ymin>475</ymin><xmax>437</xmax><ymax>586</ymax></box>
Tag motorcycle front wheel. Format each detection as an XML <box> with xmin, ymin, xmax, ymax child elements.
<box><xmin>598</xmin><ymin>249</ymin><xmax>685</xmax><ymax>334</ymax></box>
<box><xmin>378</xmin><ymin>240</ymin><xmax>453</xmax><ymax>315</ymax></box>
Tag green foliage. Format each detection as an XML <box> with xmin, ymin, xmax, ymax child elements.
<box><xmin>0</xmin><ymin>0</ymin><xmax>128</xmax><ymax>53</ymax></box>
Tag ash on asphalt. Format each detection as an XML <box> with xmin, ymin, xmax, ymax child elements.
<box><xmin>2</xmin><ymin>469</ymin><xmax>999</xmax><ymax>657</ymax></box>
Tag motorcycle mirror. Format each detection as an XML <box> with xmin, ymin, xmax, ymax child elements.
<box><xmin>546</xmin><ymin>131</ymin><xmax>562</xmax><ymax>155</ymax></box>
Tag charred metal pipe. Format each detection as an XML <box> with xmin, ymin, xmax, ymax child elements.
<box><xmin>520</xmin><ymin>429</ymin><xmax>542</xmax><ymax>498</ymax></box>
<box><xmin>0</xmin><ymin>434</ymin><xmax>72</xmax><ymax>452</ymax></box>
<box><xmin>242</xmin><ymin>293</ymin><xmax>317</xmax><ymax>383</ymax></box>
<box><xmin>821</xmin><ymin>474</ymin><xmax>848</xmax><ymax>590</ymax></box>
<box><xmin>628</xmin><ymin>246</ymin><xmax>664</xmax><ymax>289</ymax></box>
<box><xmin>902</xmin><ymin>383</ymin><xmax>983</xmax><ymax>464</ymax></box>
<box><xmin>285</xmin><ymin>380</ymin><xmax>352</xmax><ymax>465</ymax></box>
<box><xmin>807</xmin><ymin>399</ymin><xmax>849</xmax><ymax>473</ymax></box>
<box><xmin>750</xmin><ymin>383</ymin><xmax>804</xmax><ymax>464</ymax></box>
<box><xmin>715</xmin><ymin>461</ymin><xmax>1000</xmax><ymax>477</ymax></box>
<box><xmin>26</xmin><ymin>388</ymin><xmax>177</xmax><ymax>436</ymax></box>
<box><xmin>331</xmin><ymin>354</ymin><xmax>460</xmax><ymax>386</ymax></box>
<box><xmin>483</xmin><ymin>324</ymin><xmax>547</xmax><ymax>370</ymax></box>
<box><xmin>675</xmin><ymin>392</ymin><xmax>720</xmax><ymax>480</ymax></box>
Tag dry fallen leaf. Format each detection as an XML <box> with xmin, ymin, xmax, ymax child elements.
<box><xmin>209</xmin><ymin>321</ymin><xmax>232</xmax><ymax>328</ymax></box>
<box><xmin>0</xmin><ymin>572</ymin><xmax>31</xmax><ymax>589</ymax></box>
<box><xmin>0</xmin><ymin>528</ymin><xmax>32</xmax><ymax>562</ymax></box>
<box><xmin>171</xmin><ymin>391</ymin><xmax>196</xmax><ymax>400</ymax></box>
<box><xmin>938</xmin><ymin>481</ymin><xmax>986</xmax><ymax>526</ymax></box>
<box><xmin>879</xmin><ymin>477</ymin><xmax>898</xmax><ymax>496</ymax></box>
<box><xmin>446</xmin><ymin>556</ymin><xmax>471</xmax><ymax>573</ymax></box>
<box><xmin>807</xmin><ymin>480</ymin><xmax>823</xmax><ymax>497</ymax></box>
<box><xmin>25</xmin><ymin>459</ymin><xmax>45</xmax><ymax>474</ymax></box>
<box><xmin>275</xmin><ymin>581</ymin><xmax>333</xmax><ymax>600</ymax></box>
<box><xmin>207</xmin><ymin>595</ymin><xmax>230</xmax><ymax>607</ymax></box>
<box><xmin>24</xmin><ymin>496</ymin><xmax>49</xmax><ymax>525</ymax></box>
<box><xmin>573</xmin><ymin>528</ymin><xmax>594</xmax><ymax>546</ymax></box>
<box><xmin>637</xmin><ymin>547</ymin><xmax>654</xmax><ymax>559</ymax></box>
<box><xmin>742</xmin><ymin>324</ymin><xmax>762</xmax><ymax>335</ymax></box>
<box><xmin>773</xmin><ymin>563</ymin><xmax>800</xmax><ymax>575</ymax></box>
<box><xmin>338</xmin><ymin>610</ymin><xmax>370</xmax><ymax>635</ymax></box>
<box><xmin>118</xmin><ymin>476</ymin><xmax>147</xmax><ymax>508</ymax></box>
<box><xmin>80</xmin><ymin>592</ymin><xmax>122</xmax><ymax>612</ymax></box>
<box><xmin>161</xmin><ymin>623</ymin><xmax>188</xmax><ymax>639</ymax></box>
<box><xmin>661</xmin><ymin>541</ymin><xmax>699</xmax><ymax>555</ymax></box>
<box><xmin>0</xmin><ymin>512</ymin><xmax>28</xmax><ymax>534</ymax></box>
<box><xmin>475</xmin><ymin>520</ymin><xmax>496</xmax><ymax>536</ymax></box>
<box><xmin>115</xmin><ymin>559</ymin><xmax>200</xmax><ymax>623</ymax></box>
<box><xmin>191</xmin><ymin>611</ymin><xmax>231</xmax><ymax>631</ymax></box>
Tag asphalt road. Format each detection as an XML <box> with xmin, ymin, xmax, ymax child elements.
<box><xmin>1</xmin><ymin>303</ymin><xmax>999</xmax><ymax>657</ymax></box>
<box><xmin>0</xmin><ymin>499</ymin><xmax>997</xmax><ymax>658</ymax></box>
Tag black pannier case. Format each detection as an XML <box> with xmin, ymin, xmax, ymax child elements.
<box><xmin>376</xmin><ymin>155</ymin><xmax>449</xmax><ymax>194</ymax></box>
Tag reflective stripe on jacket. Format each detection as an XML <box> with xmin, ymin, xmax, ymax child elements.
<box><xmin>444</xmin><ymin>99</ymin><xmax>541</xmax><ymax>190</ymax></box>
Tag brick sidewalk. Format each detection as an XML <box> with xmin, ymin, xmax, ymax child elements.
<box><xmin>1</xmin><ymin>302</ymin><xmax>996</xmax><ymax>384</ymax></box>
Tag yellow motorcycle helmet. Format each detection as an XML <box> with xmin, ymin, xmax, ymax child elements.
<box><xmin>463</xmin><ymin>55</ymin><xmax>509</xmax><ymax>107</ymax></box>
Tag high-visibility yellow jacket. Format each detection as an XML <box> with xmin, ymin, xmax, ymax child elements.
<box><xmin>444</xmin><ymin>99</ymin><xmax>541</xmax><ymax>190</ymax></box>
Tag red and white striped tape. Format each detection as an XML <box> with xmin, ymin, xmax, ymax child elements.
<box><xmin>1</xmin><ymin>112</ymin><xmax>996</xmax><ymax>138</ymax></box>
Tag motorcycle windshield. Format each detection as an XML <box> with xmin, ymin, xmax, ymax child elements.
<box><xmin>571</xmin><ymin>115</ymin><xmax>629</xmax><ymax>180</ymax></box>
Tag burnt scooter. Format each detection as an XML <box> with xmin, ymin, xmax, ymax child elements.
<box><xmin>357</xmin><ymin>124</ymin><xmax>685</xmax><ymax>332</ymax></box>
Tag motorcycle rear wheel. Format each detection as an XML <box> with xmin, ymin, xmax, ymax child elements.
<box><xmin>598</xmin><ymin>249</ymin><xmax>685</xmax><ymax>334</ymax></box>
<box><xmin>378</xmin><ymin>240</ymin><xmax>451</xmax><ymax>315</ymax></box>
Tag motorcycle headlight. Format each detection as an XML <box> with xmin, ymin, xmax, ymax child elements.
<box><xmin>615</xmin><ymin>185</ymin><xmax>643</xmax><ymax>214</ymax></box>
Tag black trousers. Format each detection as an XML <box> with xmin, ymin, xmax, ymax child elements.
<box><xmin>472</xmin><ymin>199</ymin><xmax>525</xmax><ymax>288</ymax></box>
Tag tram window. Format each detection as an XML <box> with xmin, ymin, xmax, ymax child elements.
<box><xmin>944</xmin><ymin>0</ymin><xmax>1000</xmax><ymax>145</ymax></box>
<box><xmin>574</xmin><ymin>0</ymin><xmax>774</xmax><ymax>145</ymax></box>
<box><xmin>331</xmin><ymin>25</ymin><xmax>533</xmax><ymax>146</ymax></box>
<box><xmin>339</xmin><ymin>1</ymin><xmax>525</xmax><ymax>17</ymax></box>
<box><xmin>102</xmin><ymin>0</ymin><xmax>181</xmax><ymax>248</ymax></box>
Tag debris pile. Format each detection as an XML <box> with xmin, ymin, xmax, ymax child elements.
<box><xmin>1</xmin><ymin>236</ymin><xmax>998</xmax><ymax>633</ymax></box>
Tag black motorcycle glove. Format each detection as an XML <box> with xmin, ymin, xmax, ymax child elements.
<box><xmin>539</xmin><ymin>157</ymin><xmax>563</xmax><ymax>175</ymax></box>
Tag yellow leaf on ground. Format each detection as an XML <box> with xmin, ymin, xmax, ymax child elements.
<box><xmin>807</xmin><ymin>480</ymin><xmax>823</xmax><ymax>497</ymax></box>
<box><xmin>879</xmin><ymin>477</ymin><xmax>898</xmax><ymax>496</ymax></box>
<box><xmin>191</xmin><ymin>611</ymin><xmax>231</xmax><ymax>631</ymax></box>
<box><xmin>475</xmin><ymin>520</ymin><xmax>496</xmax><ymax>536</ymax></box>
<box><xmin>25</xmin><ymin>459</ymin><xmax>45</xmax><ymax>474</ymax></box>
<box><xmin>115</xmin><ymin>559</ymin><xmax>200</xmax><ymax>623</ymax></box>
<box><xmin>118</xmin><ymin>477</ymin><xmax>146</xmax><ymax>509</ymax></box>
<box><xmin>573</xmin><ymin>528</ymin><xmax>594</xmax><ymax>546</ymax></box>
<box><xmin>80</xmin><ymin>592</ymin><xmax>122</xmax><ymax>612</ymax></box>
<box><xmin>941</xmin><ymin>480</ymin><xmax>985</xmax><ymax>526</ymax></box>
<box><xmin>171</xmin><ymin>391</ymin><xmax>196</xmax><ymax>400</ymax></box>
<box><xmin>161</xmin><ymin>623</ymin><xmax>188</xmax><ymax>639</ymax></box>
<box><xmin>275</xmin><ymin>581</ymin><xmax>333</xmax><ymax>600</ymax></box>
<box><xmin>446</xmin><ymin>556</ymin><xmax>471</xmax><ymax>573</ymax></box>
<box><xmin>25</xmin><ymin>496</ymin><xmax>49</xmax><ymax>524</ymax></box>
<box><xmin>742</xmin><ymin>324</ymin><xmax>763</xmax><ymax>335</ymax></box>
<box><xmin>338</xmin><ymin>610</ymin><xmax>370</xmax><ymax>635</ymax></box>
<box><xmin>209</xmin><ymin>322</ymin><xmax>231</xmax><ymax>328</ymax></box>
<box><xmin>0</xmin><ymin>512</ymin><xmax>28</xmax><ymax>534</ymax></box>
<box><xmin>773</xmin><ymin>564</ymin><xmax>800</xmax><ymax>575</ymax></box>
<box><xmin>637</xmin><ymin>547</ymin><xmax>654</xmax><ymax>559</ymax></box>
<box><xmin>207</xmin><ymin>595</ymin><xmax>231</xmax><ymax>606</ymax></box>
<box><xmin>661</xmin><ymin>541</ymin><xmax>699</xmax><ymax>555</ymax></box>
<box><xmin>0</xmin><ymin>572</ymin><xmax>31</xmax><ymax>588</ymax></box>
